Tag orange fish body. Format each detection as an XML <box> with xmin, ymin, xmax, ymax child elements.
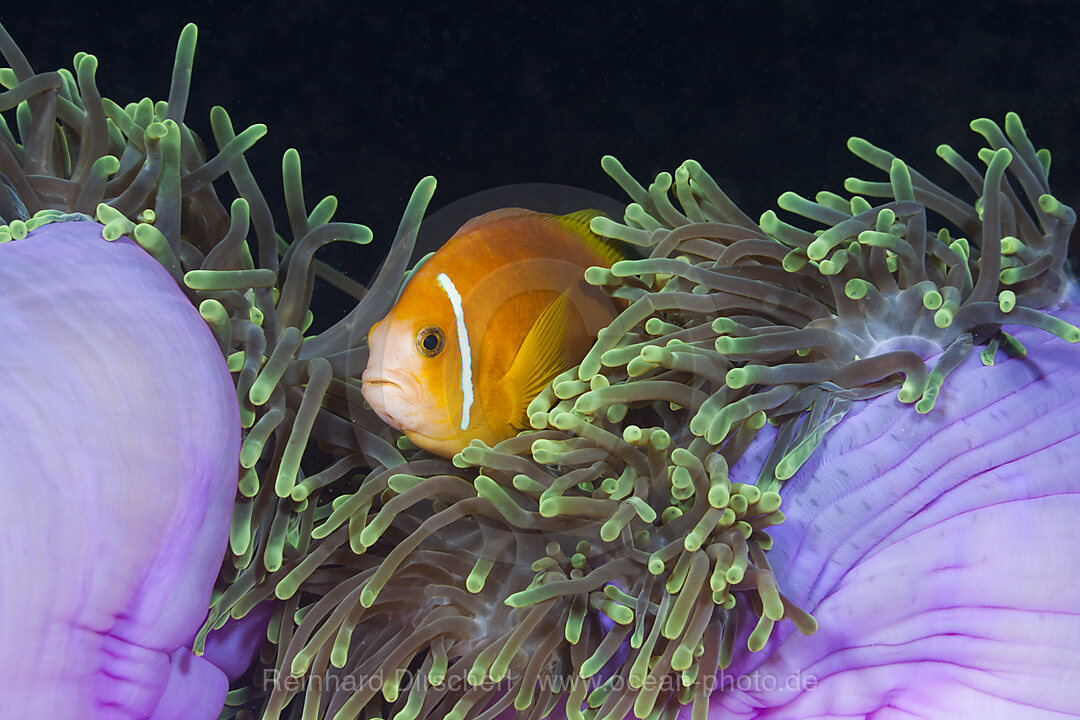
<box><xmin>362</xmin><ymin>208</ymin><xmax>623</xmax><ymax>457</ymax></box>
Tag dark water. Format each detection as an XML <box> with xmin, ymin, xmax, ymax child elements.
<box><xmin>5</xmin><ymin>1</ymin><xmax>1079</xmax><ymax>315</ymax></box>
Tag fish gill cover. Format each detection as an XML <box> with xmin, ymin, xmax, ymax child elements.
<box><xmin>0</xmin><ymin>20</ymin><xmax>1075</xmax><ymax>720</ymax></box>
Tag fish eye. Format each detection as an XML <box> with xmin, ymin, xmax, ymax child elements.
<box><xmin>414</xmin><ymin>325</ymin><xmax>445</xmax><ymax>357</ymax></box>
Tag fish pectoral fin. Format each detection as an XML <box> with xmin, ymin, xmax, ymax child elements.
<box><xmin>505</xmin><ymin>292</ymin><xmax>571</xmax><ymax>429</ymax></box>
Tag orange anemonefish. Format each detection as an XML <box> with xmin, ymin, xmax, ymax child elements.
<box><xmin>361</xmin><ymin>208</ymin><xmax>625</xmax><ymax>458</ymax></box>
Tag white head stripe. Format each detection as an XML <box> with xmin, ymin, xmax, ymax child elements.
<box><xmin>436</xmin><ymin>272</ymin><xmax>472</xmax><ymax>430</ymax></box>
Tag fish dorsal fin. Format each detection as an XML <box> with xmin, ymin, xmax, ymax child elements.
<box><xmin>505</xmin><ymin>292</ymin><xmax>571</xmax><ymax>430</ymax></box>
<box><xmin>548</xmin><ymin>209</ymin><xmax>628</xmax><ymax>267</ymax></box>
<box><xmin>455</xmin><ymin>207</ymin><xmax>536</xmax><ymax>236</ymax></box>
<box><xmin>454</xmin><ymin>208</ymin><xmax>630</xmax><ymax>267</ymax></box>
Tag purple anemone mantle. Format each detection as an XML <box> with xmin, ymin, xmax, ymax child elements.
<box><xmin>705</xmin><ymin>287</ymin><xmax>1080</xmax><ymax>718</ymax></box>
<box><xmin>0</xmin><ymin>221</ymin><xmax>240</xmax><ymax>718</ymax></box>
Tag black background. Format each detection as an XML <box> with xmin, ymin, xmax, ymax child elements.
<box><xmin>4</xmin><ymin>1</ymin><xmax>1079</xmax><ymax>321</ymax></box>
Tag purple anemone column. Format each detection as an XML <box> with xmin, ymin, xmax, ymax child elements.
<box><xmin>706</xmin><ymin>289</ymin><xmax>1080</xmax><ymax>719</ymax></box>
<box><xmin>0</xmin><ymin>221</ymin><xmax>239</xmax><ymax>719</ymax></box>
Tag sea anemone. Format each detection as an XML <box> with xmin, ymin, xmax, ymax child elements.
<box><xmin>3</xmin><ymin>18</ymin><xmax>1078</xmax><ymax>720</ymax></box>
<box><xmin>212</xmin><ymin>118</ymin><xmax>1079</xmax><ymax>719</ymax></box>
<box><xmin>0</xmin><ymin>21</ymin><xmax>384</xmax><ymax>718</ymax></box>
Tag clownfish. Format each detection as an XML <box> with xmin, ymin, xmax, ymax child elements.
<box><xmin>361</xmin><ymin>208</ymin><xmax>625</xmax><ymax>458</ymax></box>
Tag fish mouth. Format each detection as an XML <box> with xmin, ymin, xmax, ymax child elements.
<box><xmin>360</xmin><ymin>369</ymin><xmax>419</xmax><ymax>395</ymax></box>
<box><xmin>361</xmin><ymin>369</ymin><xmax>421</xmax><ymax>429</ymax></box>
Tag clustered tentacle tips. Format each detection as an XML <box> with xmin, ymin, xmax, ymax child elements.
<box><xmin>577</xmin><ymin>113</ymin><xmax>1077</xmax><ymax>488</ymax></box>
